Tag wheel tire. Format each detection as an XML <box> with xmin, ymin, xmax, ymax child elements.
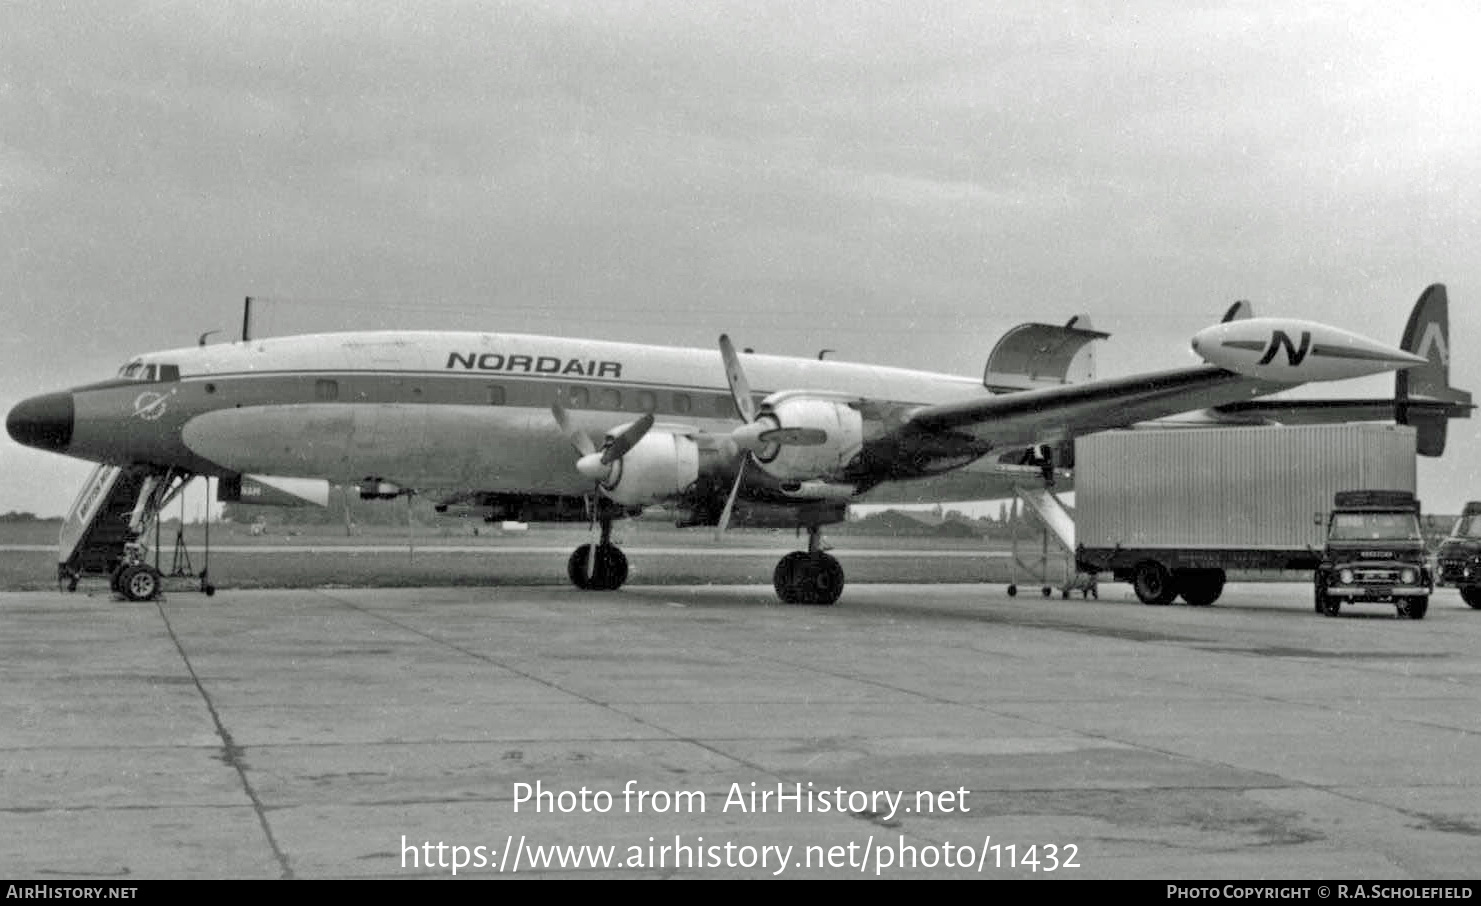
<box><xmin>1323</xmin><ymin>596</ymin><xmax>1342</xmax><ymax>617</ymax></box>
<box><xmin>568</xmin><ymin>545</ymin><xmax>594</xmax><ymax>589</ymax></box>
<box><xmin>1007</xmin><ymin>584</ymin><xmax>1018</xmax><ymax>597</ymax></box>
<box><xmin>570</xmin><ymin>544</ymin><xmax>627</xmax><ymax>591</ymax></box>
<box><xmin>809</xmin><ymin>553</ymin><xmax>844</xmax><ymax>606</ymax></box>
<box><xmin>773</xmin><ymin>552</ymin><xmax>812</xmax><ymax>604</ymax></box>
<box><xmin>1314</xmin><ymin>587</ymin><xmax>1328</xmax><ymax>614</ymax></box>
<box><xmin>1179</xmin><ymin>570</ymin><xmax>1225</xmax><ymax>607</ymax></box>
<box><xmin>119</xmin><ymin>565</ymin><xmax>160</xmax><ymax>602</ymax></box>
<box><xmin>1041</xmin><ymin>586</ymin><xmax>1051</xmax><ymax>598</ymax></box>
<box><xmin>1461</xmin><ymin>586</ymin><xmax>1481</xmax><ymax>610</ymax></box>
<box><xmin>593</xmin><ymin>544</ymin><xmax>629</xmax><ymax>591</ymax></box>
<box><xmin>773</xmin><ymin>552</ymin><xmax>843</xmax><ymax>605</ymax></box>
<box><xmin>1132</xmin><ymin>561</ymin><xmax>1176</xmax><ymax>606</ymax></box>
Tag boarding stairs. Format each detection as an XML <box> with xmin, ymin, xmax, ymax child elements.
<box><xmin>1007</xmin><ymin>486</ymin><xmax>1096</xmax><ymax>599</ymax></box>
<box><xmin>57</xmin><ymin>464</ymin><xmax>210</xmax><ymax>597</ymax></box>
<box><xmin>58</xmin><ymin>465</ymin><xmax>152</xmax><ymax>588</ymax></box>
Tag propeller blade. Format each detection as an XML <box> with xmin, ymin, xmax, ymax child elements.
<box><xmin>585</xmin><ymin>497</ymin><xmax>599</xmax><ymax>581</ymax></box>
<box><xmin>714</xmin><ymin>458</ymin><xmax>746</xmax><ymax>542</ymax></box>
<box><xmin>758</xmin><ymin>426</ymin><xmax>827</xmax><ymax>446</ymax></box>
<box><xmin>719</xmin><ymin>334</ymin><xmax>758</xmax><ymax>423</ymax></box>
<box><xmin>551</xmin><ymin>402</ymin><xmax>596</xmax><ymax>456</ymax></box>
<box><xmin>600</xmin><ymin>412</ymin><xmax>655</xmax><ymax>465</ymax></box>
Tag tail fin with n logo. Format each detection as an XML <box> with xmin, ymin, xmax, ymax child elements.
<box><xmin>1397</xmin><ymin>284</ymin><xmax>1471</xmax><ymax>456</ymax></box>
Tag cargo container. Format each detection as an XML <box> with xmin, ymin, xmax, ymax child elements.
<box><xmin>1074</xmin><ymin>423</ymin><xmax>1417</xmax><ymax>605</ymax></box>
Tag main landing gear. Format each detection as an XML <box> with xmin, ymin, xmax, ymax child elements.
<box><xmin>567</xmin><ymin>514</ymin><xmax>629</xmax><ymax>591</ymax></box>
<box><xmin>773</xmin><ymin>525</ymin><xmax>844</xmax><ymax>606</ymax></box>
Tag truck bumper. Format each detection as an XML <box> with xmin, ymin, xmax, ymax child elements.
<box><xmin>1325</xmin><ymin>585</ymin><xmax>1430</xmax><ymax>600</ymax></box>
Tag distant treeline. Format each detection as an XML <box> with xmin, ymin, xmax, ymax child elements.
<box><xmin>0</xmin><ymin>511</ymin><xmax>61</xmax><ymax>524</ymax></box>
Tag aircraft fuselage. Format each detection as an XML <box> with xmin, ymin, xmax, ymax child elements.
<box><xmin>9</xmin><ymin>330</ymin><xmax>1013</xmax><ymax>503</ymax></box>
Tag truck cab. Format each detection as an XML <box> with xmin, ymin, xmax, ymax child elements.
<box><xmin>1435</xmin><ymin>501</ymin><xmax>1481</xmax><ymax>610</ymax></box>
<box><xmin>1314</xmin><ymin>490</ymin><xmax>1430</xmax><ymax>619</ymax></box>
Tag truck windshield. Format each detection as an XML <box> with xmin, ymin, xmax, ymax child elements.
<box><xmin>1452</xmin><ymin>515</ymin><xmax>1481</xmax><ymax>538</ymax></box>
<box><xmin>1328</xmin><ymin>513</ymin><xmax>1422</xmax><ymax>542</ymax></box>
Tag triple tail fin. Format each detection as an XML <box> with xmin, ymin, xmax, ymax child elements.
<box><xmin>1397</xmin><ymin>284</ymin><xmax>1472</xmax><ymax>456</ymax></box>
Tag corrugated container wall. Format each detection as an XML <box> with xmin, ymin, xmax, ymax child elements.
<box><xmin>1076</xmin><ymin>424</ymin><xmax>1416</xmax><ymax>550</ymax></box>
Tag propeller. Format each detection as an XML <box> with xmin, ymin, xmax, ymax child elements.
<box><xmin>713</xmin><ymin>335</ymin><xmax>828</xmax><ymax>538</ymax></box>
<box><xmin>552</xmin><ymin>402</ymin><xmax>654</xmax><ymax>582</ymax></box>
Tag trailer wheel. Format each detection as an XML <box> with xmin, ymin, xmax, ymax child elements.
<box><xmin>1461</xmin><ymin>587</ymin><xmax>1481</xmax><ymax>609</ymax></box>
<box><xmin>1132</xmin><ymin>560</ymin><xmax>1176</xmax><ymax>606</ymax></box>
<box><xmin>1178</xmin><ymin>569</ymin><xmax>1225</xmax><ymax>606</ymax></box>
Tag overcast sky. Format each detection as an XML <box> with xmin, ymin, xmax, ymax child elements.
<box><xmin>4</xmin><ymin>1</ymin><xmax>1481</xmax><ymax>517</ymax></box>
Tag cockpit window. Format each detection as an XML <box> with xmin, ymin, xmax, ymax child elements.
<box><xmin>114</xmin><ymin>362</ymin><xmax>179</xmax><ymax>382</ymax></box>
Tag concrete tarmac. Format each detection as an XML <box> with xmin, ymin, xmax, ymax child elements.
<box><xmin>2</xmin><ymin>581</ymin><xmax>1479</xmax><ymax>879</ymax></box>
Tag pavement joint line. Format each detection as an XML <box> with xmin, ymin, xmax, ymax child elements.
<box><xmin>154</xmin><ymin>597</ymin><xmax>295</xmax><ymax>879</ymax></box>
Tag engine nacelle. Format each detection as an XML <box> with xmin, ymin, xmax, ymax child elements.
<box><xmin>752</xmin><ymin>395</ymin><xmax>863</xmax><ymax>481</ymax></box>
<box><xmin>602</xmin><ymin>431</ymin><xmax>700</xmax><ymax>506</ymax></box>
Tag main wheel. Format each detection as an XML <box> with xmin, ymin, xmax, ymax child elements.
<box><xmin>118</xmin><ymin>565</ymin><xmax>161</xmax><ymax>602</ymax></box>
<box><xmin>567</xmin><ymin>544</ymin><xmax>629</xmax><ymax>591</ymax></box>
<box><xmin>773</xmin><ymin>552</ymin><xmax>843</xmax><ymax>606</ymax></box>
<box><xmin>1460</xmin><ymin>586</ymin><xmax>1481</xmax><ymax>609</ymax></box>
<box><xmin>1132</xmin><ymin>560</ymin><xmax>1176</xmax><ymax>606</ymax></box>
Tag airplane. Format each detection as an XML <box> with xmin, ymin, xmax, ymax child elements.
<box><xmin>5</xmin><ymin>285</ymin><xmax>1471</xmax><ymax>606</ymax></box>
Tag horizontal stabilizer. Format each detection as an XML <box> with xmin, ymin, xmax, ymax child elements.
<box><xmin>983</xmin><ymin>317</ymin><xmax>1109</xmax><ymax>392</ymax></box>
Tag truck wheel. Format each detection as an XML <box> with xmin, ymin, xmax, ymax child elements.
<box><xmin>1461</xmin><ymin>587</ymin><xmax>1481</xmax><ymax>609</ymax></box>
<box><xmin>1314</xmin><ymin>588</ymin><xmax>1328</xmax><ymax>614</ymax></box>
<box><xmin>1322</xmin><ymin>597</ymin><xmax>1342</xmax><ymax>617</ymax></box>
<box><xmin>1178</xmin><ymin>569</ymin><xmax>1225</xmax><ymax>606</ymax></box>
<box><xmin>1132</xmin><ymin>560</ymin><xmax>1176</xmax><ymax>606</ymax></box>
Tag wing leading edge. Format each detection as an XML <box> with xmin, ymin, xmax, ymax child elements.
<box><xmin>898</xmin><ymin>364</ymin><xmax>1284</xmax><ymax>452</ymax></box>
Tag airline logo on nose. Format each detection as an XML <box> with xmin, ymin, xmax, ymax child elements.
<box><xmin>133</xmin><ymin>390</ymin><xmax>175</xmax><ymax>421</ymax></box>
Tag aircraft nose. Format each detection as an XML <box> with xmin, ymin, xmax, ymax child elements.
<box><xmin>7</xmin><ymin>392</ymin><xmax>74</xmax><ymax>452</ymax></box>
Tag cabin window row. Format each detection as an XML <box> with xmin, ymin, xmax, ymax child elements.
<box><xmin>306</xmin><ymin>379</ymin><xmax>740</xmax><ymax>417</ymax></box>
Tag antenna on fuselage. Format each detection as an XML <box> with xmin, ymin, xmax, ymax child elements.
<box><xmin>198</xmin><ymin>330</ymin><xmax>220</xmax><ymax>347</ymax></box>
<box><xmin>241</xmin><ymin>296</ymin><xmax>254</xmax><ymax>342</ymax></box>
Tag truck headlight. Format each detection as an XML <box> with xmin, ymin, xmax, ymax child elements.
<box><xmin>1338</xmin><ymin>569</ymin><xmax>1354</xmax><ymax>584</ymax></box>
<box><xmin>1401</xmin><ymin>568</ymin><xmax>1417</xmax><ymax>584</ymax></box>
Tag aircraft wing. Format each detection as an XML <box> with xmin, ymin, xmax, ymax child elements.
<box><xmin>892</xmin><ymin>364</ymin><xmax>1285</xmax><ymax>452</ymax></box>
